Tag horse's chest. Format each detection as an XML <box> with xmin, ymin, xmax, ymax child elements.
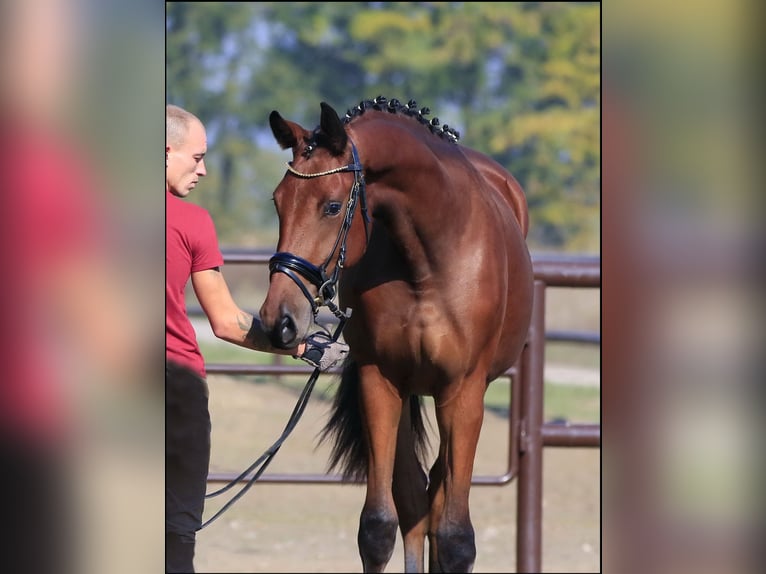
<box><xmin>353</xmin><ymin>295</ymin><xmax>466</xmax><ymax>384</ymax></box>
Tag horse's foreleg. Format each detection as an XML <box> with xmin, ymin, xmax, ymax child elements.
<box><xmin>429</xmin><ymin>379</ymin><xmax>486</xmax><ymax>573</ymax></box>
<box><xmin>393</xmin><ymin>402</ymin><xmax>429</xmax><ymax>573</ymax></box>
<box><xmin>358</xmin><ymin>366</ymin><xmax>403</xmax><ymax>573</ymax></box>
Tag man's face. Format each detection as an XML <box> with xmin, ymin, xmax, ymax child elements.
<box><xmin>166</xmin><ymin>119</ymin><xmax>207</xmax><ymax>197</ymax></box>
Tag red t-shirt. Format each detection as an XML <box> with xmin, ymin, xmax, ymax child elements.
<box><xmin>165</xmin><ymin>191</ymin><xmax>223</xmax><ymax>378</ymax></box>
<box><xmin>1</xmin><ymin>121</ymin><xmax>104</xmax><ymax>444</ymax></box>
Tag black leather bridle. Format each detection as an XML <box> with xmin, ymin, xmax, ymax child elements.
<box><xmin>268</xmin><ymin>141</ymin><xmax>370</xmax><ymax>322</ymax></box>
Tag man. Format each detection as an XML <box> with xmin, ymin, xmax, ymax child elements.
<box><xmin>166</xmin><ymin>104</ymin><xmax>348</xmax><ymax>573</ymax></box>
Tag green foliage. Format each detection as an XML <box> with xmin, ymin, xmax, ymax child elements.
<box><xmin>167</xmin><ymin>2</ymin><xmax>600</xmax><ymax>251</ymax></box>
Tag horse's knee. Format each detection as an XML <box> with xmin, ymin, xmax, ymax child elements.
<box><xmin>358</xmin><ymin>507</ymin><xmax>398</xmax><ymax>570</ymax></box>
<box><xmin>435</xmin><ymin>523</ymin><xmax>476</xmax><ymax>573</ymax></box>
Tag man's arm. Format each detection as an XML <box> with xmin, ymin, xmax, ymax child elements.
<box><xmin>191</xmin><ymin>267</ymin><xmax>300</xmax><ymax>355</ymax></box>
<box><xmin>192</xmin><ymin>267</ymin><xmax>349</xmax><ymax>370</ymax></box>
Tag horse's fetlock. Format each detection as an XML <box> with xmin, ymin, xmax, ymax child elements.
<box><xmin>358</xmin><ymin>508</ymin><xmax>398</xmax><ymax>566</ymax></box>
<box><xmin>436</xmin><ymin>524</ymin><xmax>476</xmax><ymax>573</ymax></box>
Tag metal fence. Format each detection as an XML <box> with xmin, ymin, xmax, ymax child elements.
<box><xmin>203</xmin><ymin>249</ymin><xmax>600</xmax><ymax>573</ymax></box>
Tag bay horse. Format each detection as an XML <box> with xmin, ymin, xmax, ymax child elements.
<box><xmin>259</xmin><ymin>96</ymin><xmax>533</xmax><ymax>573</ymax></box>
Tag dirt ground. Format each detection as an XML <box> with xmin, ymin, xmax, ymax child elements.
<box><xmin>195</xmin><ymin>376</ymin><xmax>600</xmax><ymax>573</ymax></box>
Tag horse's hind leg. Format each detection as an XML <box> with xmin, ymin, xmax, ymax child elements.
<box><xmin>426</xmin><ymin>457</ymin><xmax>446</xmax><ymax>573</ymax></box>
<box><xmin>393</xmin><ymin>401</ymin><xmax>429</xmax><ymax>573</ymax></box>
<box><xmin>428</xmin><ymin>379</ymin><xmax>486</xmax><ymax>573</ymax></box>
<box><xmin>357</xmin><ymin>366</ymin><xmax>403</xmax><ymax>573</ymax></box>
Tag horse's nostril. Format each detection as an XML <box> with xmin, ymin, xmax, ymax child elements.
<box><xmin>278</xmin><ymin>314</ymin><xmax>297</xmax><ymax>347</ymax></box>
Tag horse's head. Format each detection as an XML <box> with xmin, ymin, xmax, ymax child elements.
<box><xmin>259</xmin><ymin>102</ymin><xmax>369</xmax><ymax>349</ymax></box>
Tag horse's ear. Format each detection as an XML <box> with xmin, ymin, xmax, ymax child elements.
<box><xmin>319</xmin><ymin>102</ymin><xmax>347</xmax><ymax>156</ymax></box>
<box><xmin>269</xmin><ymin>110</ymin><xmax>306</xmax><ymax>151</ymax></box>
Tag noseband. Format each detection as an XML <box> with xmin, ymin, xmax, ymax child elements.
<box><xmin>268</xmin><ymin>141</ymin><xmax>369</xmax><ymax>322</ymax></box>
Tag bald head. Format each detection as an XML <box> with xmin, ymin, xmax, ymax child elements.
<box><xmin>166</xmin><ymin>104</ymin><xmax>203</xmax><ymax>148</ymax></box>
<box><xmin>166</xmin><ymin>104</ymin><xmax>207</xmax><ymax>197</ymax></box>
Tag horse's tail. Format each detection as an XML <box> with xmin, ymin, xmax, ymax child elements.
<box><xmin>318</xmin><ymin>359</ymin><xmax>429</xmax><ymax>482</ymax></box>
<box><xmin>318</xmin><ymin>359</ymin><xmax>367</xmax><ymax>481</ymax></box>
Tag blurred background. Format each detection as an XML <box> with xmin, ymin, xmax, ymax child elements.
<box><xmin>602</xmin><ymin>1</ymin><xmax>763</xmax><ymax>573</ymax></box>
<box><xmin>1</xmin><ymin>0</ymin><xmax>163</xmax><ymax>573</ymax></box>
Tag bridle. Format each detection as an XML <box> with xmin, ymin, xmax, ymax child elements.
<box><xmin>268</xmin><ymin>140</ymin><xmax>370</xmax><ymax>322</ymax></box>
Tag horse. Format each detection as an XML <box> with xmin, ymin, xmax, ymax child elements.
<box><xmin>259</xmin><ymin>96</ymin><xmax>534</xmax><ymax>573</ymax></box>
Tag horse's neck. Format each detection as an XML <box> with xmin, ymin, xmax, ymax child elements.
<box><xmin>374</xmin><ymin>196</ymin><xmax>434</xmax><ymax>281</ymax></box>
<box><xmin>352</xmin><ymin>119</ymin><xmax>475</xmax><ymax>279</ymax></box>
<box><xmin>364</xmin><ymin>157</ymin><xmax>468</xmax><ymax>283</ymax></box>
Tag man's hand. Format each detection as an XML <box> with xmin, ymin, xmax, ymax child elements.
<box><xmin>297</xmin><ymin>331</ymin><xmax>349</xmax><ymax>371</ymax></box>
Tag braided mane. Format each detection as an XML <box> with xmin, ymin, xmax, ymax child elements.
<box><xmin>343</xmin><ymin>95</ymin><xmax>460</xmax><ymax>144</ymax></box>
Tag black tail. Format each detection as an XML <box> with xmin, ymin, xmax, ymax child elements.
<box><xmin>318</xmin><ymin>359</ymin><xmax>429</xmax><ymax>482</ymax></box>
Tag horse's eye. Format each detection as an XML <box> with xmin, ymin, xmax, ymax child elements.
<box><xmin>324</xmin><ymin>201</ymin><xmax>342</xmax><ymax>216</ymax></box>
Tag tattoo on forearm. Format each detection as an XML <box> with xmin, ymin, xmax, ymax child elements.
<box><xmin>236</xmin><ymin>312</ymin><xmax>251</xmax><ymax>334</ymax></box>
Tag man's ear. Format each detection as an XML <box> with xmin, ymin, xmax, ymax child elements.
<box><xmin>166</xmin><ymin>145</ymin><xmax>170</xmax><ymax>165</ymax></box>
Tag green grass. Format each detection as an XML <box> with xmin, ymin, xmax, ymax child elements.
<box><xmin>484</xmin><ymin>379</ymin><xmax>600</xmax><ymax>424</ymax></box>
<box><xmin>544</xmin><ymin>341</ymin><xmax>601</xmax><ymax>370</ymax></box>
<box><xmin>541</xmin><ymin>384</ymin><xmax>600</xmax><ymax>423</ymax></box>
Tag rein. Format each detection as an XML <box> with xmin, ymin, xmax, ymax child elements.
<box><xmin>200</xmin><ymin>141</ymin><xmax>368</xmax><ymax>530</ymax></box>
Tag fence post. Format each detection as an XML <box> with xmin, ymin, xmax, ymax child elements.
<box><xmin>517</xmin><ymin>280</ymin><xmax>546</xmax><ymax>573</ymax></box>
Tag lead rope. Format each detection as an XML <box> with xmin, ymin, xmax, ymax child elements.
<box><xmin>199</xmin><ymin>313</ymin><xmax>350</xmax><ymax>530</ymax></box>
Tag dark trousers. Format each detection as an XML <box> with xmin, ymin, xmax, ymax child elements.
<box><xmin>0</xmin><ymin>439</ymin><xmax>74</xmax><ymax>574</ymax></box>
<box><xmin>166</xmin><ymin>361</ymin><xmax>211</xmax><ymax>573</ymax></box>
